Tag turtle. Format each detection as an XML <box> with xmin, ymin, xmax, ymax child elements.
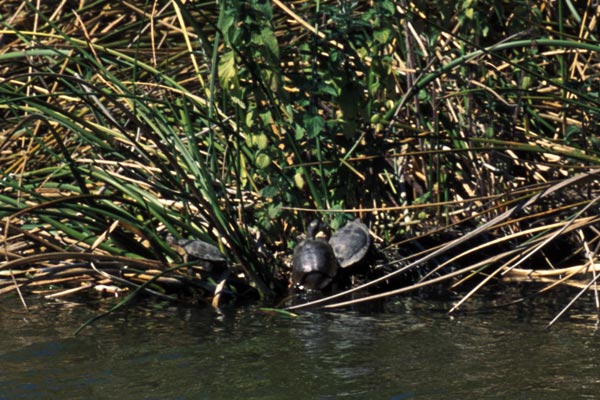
<box><xmin>328</xmin><ymin>218</ymin><xmax>371</xmax><ymax>269</ymax></box>
<box><xmin>166</xmin><ymin>234</ymin><xmax>227</xmax><ymax>271</ymax></box>
<box><xmin>291</xmin><ymin>220</ymin><xmax>339</xmax><ymax>291</ymax></box>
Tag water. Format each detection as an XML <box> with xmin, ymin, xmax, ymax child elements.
<box><xmin>1</xmin><ymin>292</ymin><xmax>600</xmax><ymax>400</ymax></box>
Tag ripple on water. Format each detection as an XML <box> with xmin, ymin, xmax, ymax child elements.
<box><xmin>0</xmin><ymin>294</ymin><xmax>600</xmax><ymax>399</ymax></box>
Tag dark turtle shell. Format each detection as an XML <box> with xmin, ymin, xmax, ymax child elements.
<box><xmin>328</xmin><ymin>218</ymin><xmax>371</xmax><ymax>268</ymax></box>
<box><xmin>292</xmin><ymin>220</ymin><xmax>339</xmax><ymax>291</ymax></box>
<box><xmin>167</xmin><ymin>234</ymin><xmax>226</xmax><ymax>263</ymax></box>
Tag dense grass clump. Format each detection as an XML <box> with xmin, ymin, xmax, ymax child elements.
<box><xmin>1</xmin><ymin>1</ymin><xmax>600</xmax><ymax>325</ymax></box>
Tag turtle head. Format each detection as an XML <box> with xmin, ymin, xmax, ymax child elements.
<box><xmin>306</xmin><ymin>219</ymin><xmax>329</xmax><ymax>239</ymax></box>
<box><xmin>165</xmin><ymin>234</ymin><xmax>176</xmax><ymax>246</ymax></box>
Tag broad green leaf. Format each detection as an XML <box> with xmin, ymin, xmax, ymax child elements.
<box><xmin>218</xmin><ymin>50</ymin><xmax>237</xmax><ymax>86</ymax></box>
<box><xmin>253</xmin><ymin>133</ymin><xmax>269</xmax><ymax>150</ymax></box>
<box><xmin>260</xmin><ymin>185</ymin><xmax>278</xmax><ymax>198</ymax></box>
<box><xmin>374</xmin><ymin>28</ymin><xmax>391</xmax><ymax>44</ymax></box>
<box><xmin>294</xmin><ymin>124</ymin><xmax>306</xmax><ymax>140</ymax></box>
<box><xmin>267</xmin><ymin>203</ymin><xmax>282</xmax><ymax>219</ymax></box>
<box><xmin>252</xmin><ymin>0</ymin><xmax>273</xmax><ymax>19</ymax></box>
<box><xmin>260</xmin><ymin>27</ymin><xmax>279</xmax><ymax>60</ymax></box>
<box><xmin>256</xmin><ymin>153</ymin><xmax>271</xmax><ymax>169</ymax></box>
<box><xmin>294</xmin><ymin>172</ymin><xmax>305</xmax><ymax>190</ymax></box>
<box><xmin>303</xmin><ymin>115</ymin><xmax>324</xmax><ymax>139</ymax></box>
<box><xmin>218</xmin><ymin>9</ymin><xmax>237</xmax><ymax>42</ymax></box>
<box><xmin>381</xmin><ymin>0</ymin><xmax>395</xmax><ymax>14</ymax></box>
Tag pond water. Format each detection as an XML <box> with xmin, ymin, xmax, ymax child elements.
<box><xmin>1</xmin><ymin>290</ymin><xmax>600</xmax><ymax>400</ymax></box>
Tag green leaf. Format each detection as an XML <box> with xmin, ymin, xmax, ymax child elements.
<box><xmin>260</xmin><ymin>27</ymin><xmax>279</xmax><ymax>60</ymax></box>
<box><xmin>252</xmin><ymin>0</ymin><xmax>273</xmax><ymax>19</ymax></box>
<box><xmin>318</xmin><ymin>82</ymin><xmax>339</xmax><ymax>97</ymax></box>
<box><xmin>260</xmin><ymin>185</ymin><xmax>279</xmax><ymax>198</ymax></box>
<box><xmin>381</xmin><ymin>0</ymin><xmax>395</xmax><ymax>14</ymax></box>
<box><xmin>259</xmin><ymin>110</ymin><xmax>273</xmax><ymax>125</ymax></box>
<box><xmin>294</xmin><ymin>124</ymin><xmax>306</xmax><ymax>140</ymax></box>
<box><xmin>253</xmin><ymin>133</ymin><xmax>269</xmax><ymax>150</ymax></box>
<box><xmin>256</xmin><ymin>153</ymin><xmax>271</xmax><ymax>169</ymax></box>
<box><xmin>230</xmin><ymin>95</ymin><xmax>246</xmax><ymax>109</ymax></box>
<box><xmin>342</xmin><ymin>119</ymin><xmax>358</xmax><ymax>139</ymax></box>
<box><xmin>218</xmin><ymin>50</ymin><xmax>237</xmax><ymax>86</ymax></box>
<box><xmin>217</xmin><ymin>9</ymin><xmax>237</xmax><ymax>42</ymax></box>
<box><xmin>245</xmin><ymin>109</ymin><xmax>255</xmax><ymax>128</ymax></box>
<box><xmin>482</xmin><ymin>25</ymin><xmax>489</xmax><ymax>37</ymax></box>
<box><xmin>417</xmin><ymin>89</ymin><xmax>430</xmax><ymax>101</ymax></box>
<box><xmin>374</xmin><ymin>28</ymin><xmax>391</xmax><ymax>44</ymax></box>
<box><xmin>303</xmin><ymin>115</ymin><xmax>324</xmax><ymax>139</ymax></box>
<box><xmin>267</xmin><ymin>203</ymin><xmax>282</xmax><ymax>219</ymax></box>
<box><xmin>294</xmin><ymin>172</ymin><xmax>305</xmax><ymax>190</ymax></box>
<box><xmin>339</xmin><ymin>82</ymin><xmax>361</xmax><ymax>119</ymax></box>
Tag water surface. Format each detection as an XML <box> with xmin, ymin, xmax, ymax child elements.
<box><xmin>1</xmin><ymin>292</ymin><xmax>600</xmax><ymax>399</ymax></box>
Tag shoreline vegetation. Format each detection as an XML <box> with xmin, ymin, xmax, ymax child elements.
<box><xmin>1</xmin><ymin>1</ymin><xmax>600</xmax><ymax>327</ymax></box>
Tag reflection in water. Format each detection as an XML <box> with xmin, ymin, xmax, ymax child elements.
<box><xmin>0</xmin><ymin>294</ymin><xmax>599</xmax><ymax>399</ymax></box>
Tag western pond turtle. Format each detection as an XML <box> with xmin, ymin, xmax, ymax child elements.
<box><xmin>328</xmin><ymin>218</ymin><xmax>371</xmax><ymax>268</ymax></box>
<box><xmin>166</xmin><ymin>234</ymin><xmax>227</xmax><ymax>270</ymax></box>
<box><xmin>291</xmin><ymin>220</ymin><xmax>339</xmax><ymax>291</ymax></box>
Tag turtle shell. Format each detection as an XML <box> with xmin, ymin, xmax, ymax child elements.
<box><xmin>178</xmin><ymin>238</ymin><xmax>226</xmax><ymax>262</ymax></box>
<box><xmin>167</xmin><ymin>235</ymin><xmax>226</xmax><ymax>263</ymax></box>
<box><xmin>328</xmin><ymin>218</ymin><xmax>371</xmax><ymax>268</ymax></box>
<box><xmin>291</xmin><ymin>220</ymin><xmax>339</xmax><ymax>290</ymax></box>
